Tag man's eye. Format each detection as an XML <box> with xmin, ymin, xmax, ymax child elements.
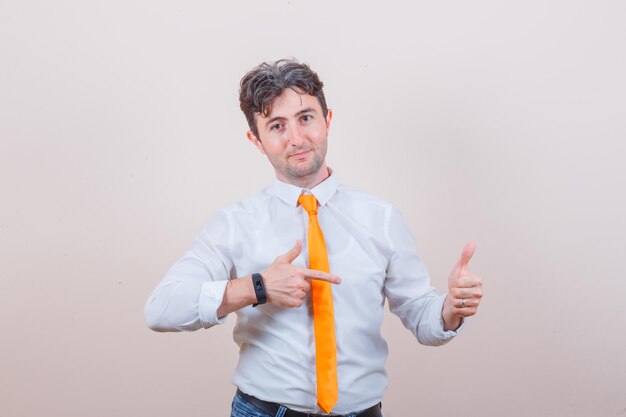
<box><xmin>271</xmin><ymin>123</ymin><xmax>283</xmax><ymax>131</ymax></box>
<box><xmin>301</xmin><ymin>115</ymin><xmax>312</xmax><ymax>122</ymax></box>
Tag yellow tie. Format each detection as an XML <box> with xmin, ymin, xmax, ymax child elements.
<box><xmin>298</xmin><ymin>194</ymin><xmax>338</xmax><ymax>414</ymax></box>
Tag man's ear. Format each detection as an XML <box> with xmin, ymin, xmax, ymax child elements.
<box><xmin>246</xmin><ymin>131</ymin><xmax>265</xmax><ymax>155</ymax></box>
<box><xmin>325</xmin><ymin>109</ymin><xmax>333</xmax><ymax>130</ymax></box>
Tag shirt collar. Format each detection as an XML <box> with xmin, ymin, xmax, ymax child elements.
<box><xmin>269</xmin><ymin>170</ymin><xmax>339</xmax><ymax>207</ymax></box>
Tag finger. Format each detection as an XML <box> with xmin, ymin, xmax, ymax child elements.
<box><xmin>278</xmin><ymin>240</ymin><xmax>302</xmax><ymax>264</ymax></box>
<box><xmin>289</xmin><ymin>298</ymin><xmax>303</xmax><ymax>308</ymax></box>
<box><xmin>458</xmin><ymin>240</ymin><xmax>477</xmax><ymax>274</ymax></box>
<box><xmin>302</xmin><ymin>269</ymin><xmax>342</xmax><ymax>284</ymax></box>
<box><xmin>455</xmin><ymin>298</ymin><xmax>466</xmax><ymax>309</ymax></box>
<box><xmin>450</xmin><ymin>287</ymin><xmax>482</xmax><ymax>299</ymax></box>
<box><xmin>451</xmin><ymin>297</ymin><xmax>481</xmax><ymax>312</ymax></box>
<box><xmin>457</xmin><ymin>307</ymin><xmax>477</xmax><ymax>318</ymax></box>
<box><xmin>456</xmin><ymin>275</ymin><xmax>482</xmax><ymax>288</ymax></box>
<box><xmin>458</xmin><ymin>298</ymin><xmax>478</xmax><ymax>308</ymax></box>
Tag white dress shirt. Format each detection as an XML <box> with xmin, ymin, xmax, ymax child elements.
<box><xmin>144</xmin><ymin>172</ymin><xmax>460</xmax><ymax>414</ymax></box>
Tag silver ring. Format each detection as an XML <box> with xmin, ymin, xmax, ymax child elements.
<box><xmin>461</xmin><ymin>298</ymin><xmax>466</xmax><ymax>308</ymax></box>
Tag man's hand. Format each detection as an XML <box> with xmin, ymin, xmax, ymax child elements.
<box><xmin>442</xmin><ymin>241</ymin><xmax>483</xmax><ymax>331</ymax></box>
<box><xmin>263</xmin><ymin>240</ymin><xmax>341</xmax><ymax>308</ymax></box>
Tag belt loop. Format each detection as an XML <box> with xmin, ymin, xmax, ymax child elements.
<box><xmin>275</xmin><ymin>405</ymin><xmax>287</xmax><ymax>417</ymax></box>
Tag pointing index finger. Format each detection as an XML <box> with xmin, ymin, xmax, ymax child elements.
<box><xmin>302</xmin><ymin>269</ymin><xmax>342</xmax><ymax>284</ymax></box>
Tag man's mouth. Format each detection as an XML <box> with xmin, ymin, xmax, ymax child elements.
<box><xmin>288</xmin><ymin>150</ymin><xmax>311</xmax><ymax>159</ymax></box>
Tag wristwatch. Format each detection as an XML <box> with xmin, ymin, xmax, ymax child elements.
<box><xmin>252</xmin><ymin>273</ymin><xmax>266</xmax><ymax>307</ymax></box>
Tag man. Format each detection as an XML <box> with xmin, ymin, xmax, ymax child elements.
<box><xmin>145</xmin><ymin>59</ymin><xmax>483</xmax><ymax>417</ymax></box>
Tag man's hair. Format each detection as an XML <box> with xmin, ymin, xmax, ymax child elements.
<box><xmin>239</xmin><ymin>59</ymin><xmax>328</xmax><ymax>138</ymax></box>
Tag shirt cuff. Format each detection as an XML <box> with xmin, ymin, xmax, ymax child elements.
<box><xmin>198</xmin><ymin>280</ymin><xmax>229</xmax><ymax>328</ymax></box>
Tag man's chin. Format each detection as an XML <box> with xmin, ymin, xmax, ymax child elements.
<box><xmin>285</xmin><ymin>164</ymin><xmax>322</xmax><ymax>180</ymax></box>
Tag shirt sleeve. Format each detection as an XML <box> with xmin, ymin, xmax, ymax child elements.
<box><xmin>144</xmin><ymin>210</ymin><xmax>235</xmax><ymax>332</ymax></box>
<box><xmin>383</xmin><ymin>206</ymin><xmax>462</xmax><ymax>346</ymax></box>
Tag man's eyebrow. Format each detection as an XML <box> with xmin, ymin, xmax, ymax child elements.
<box><xmin>265</xmin><ymin>116</ymin><xmax>285</xmax><ymax>127</ymax></box>
<box><xmin>264</xmin><ymin>108</ymin><xmax>318</xmax><ymax>127</ymax></box>
<box><xmin>295</xmin><ymin>107</ymin><xmax>317</xmax><ymax>117</ymax></box>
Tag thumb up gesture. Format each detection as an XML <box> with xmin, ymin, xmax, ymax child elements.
<box><xmin>442</xmin><ymin>241</ymin><xmax>483</xmax><ymax>331</ymax></box>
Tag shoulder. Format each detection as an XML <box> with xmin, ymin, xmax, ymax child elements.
<box><xmin>330</xmin><ymin>183</ymin><xmax>404</xmax><ymax>238</ymax></box>
<box><xmin>220</xmin><ymin>187</ymin><xmax>273</xmax><ymax>216</ymax></box>
<box><xmin>331</xmin><ymin>183</ymin><xmax>410</xmax><ymax>255</ymax></box>
<box><xmin>197</xmin><ymin>187</ymin><xmax>272</xmax><ymax>241</ymax></box>
<box><xmin>209</xmin><ymin>185</ymin><xmax>286</xmax><ymax>226</ymax></box>
<box><xmin>333</xmin><ymin>183</ymin><xmax>396</xmax><ymax>213</ymax></box>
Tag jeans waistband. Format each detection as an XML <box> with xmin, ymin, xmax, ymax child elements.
<box><xmin>236</xmin><ymin>389</ymin><xmax>381</xmax><ymax>417</ymax></box>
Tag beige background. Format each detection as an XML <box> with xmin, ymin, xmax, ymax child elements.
<box><xmin>2</xmin><ymin>1</ymin><xmax>625</xmax><ymax>416</ymax></box>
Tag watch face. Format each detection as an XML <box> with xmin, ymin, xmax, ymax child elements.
<box><xmin>252</xmin><ymin>273</ymin><xmax>266</xmax><ymax>305</ymax></box>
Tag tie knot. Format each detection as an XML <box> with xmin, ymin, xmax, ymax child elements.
<box><xmin>298</xmin><ymin>194</ymin><xmax>318</xmax><ymax>215</ymax></box>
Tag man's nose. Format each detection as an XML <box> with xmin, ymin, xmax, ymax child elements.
<box><xmin>288</xmin><ymin>124</ymin><xmax>305</xmax><ymax>146</ymax></box>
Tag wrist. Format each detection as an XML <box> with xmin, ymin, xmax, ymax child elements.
<box><xmin>243</xmin><ymin>276</ymin><xmax>258</xmax><ymax>306</ymax></box>
<box><xmin>217</xmin><ymin>276</ymin><xmax>257</xmax><ymax>318</ymax></box>
<box><xmin>442</xmin><ymin>313</ymin><xmax>462</xmax><ymax>332</ymax></box>
<box><xmin>442</xmin><ymin>294</ymin><xmax>462</xmax><ymax>331</ymax></box>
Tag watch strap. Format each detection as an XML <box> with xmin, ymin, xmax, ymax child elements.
<box><xmin>252</xmin><ymin>273</ymin><xmax>266</xmax><ymax>307</ymax></box>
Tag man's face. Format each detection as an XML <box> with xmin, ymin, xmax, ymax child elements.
<box><xmin>247</xmin><ymin>89</ymin><xmax>332</xmax><ymax>187</ymax></box>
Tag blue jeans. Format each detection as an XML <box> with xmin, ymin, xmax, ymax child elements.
<box><xmin>229</xmin><ymin>392</ymin><xmax>383</xmax><ymax>417</ymax></box>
